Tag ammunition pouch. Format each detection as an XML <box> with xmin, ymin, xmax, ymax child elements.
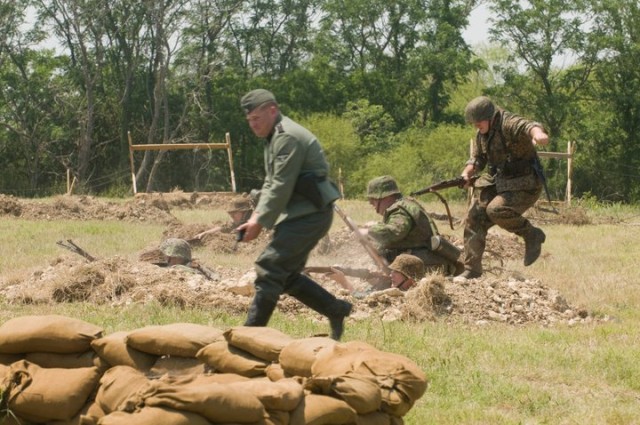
<box><xmin>294</xmin><ymin>172</ymin><xmax>326</xmax><ymax>209</ymax></box>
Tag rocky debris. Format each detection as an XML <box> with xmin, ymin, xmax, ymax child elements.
<box><xmin>0</xmin><ymin>193</ymin><xmax>605</xmax><ymax>327</ymax></box>
<box><xmin>0</xmin><ymin>251</ymin><xmax>600</xmax><ymax>327</ymax></box>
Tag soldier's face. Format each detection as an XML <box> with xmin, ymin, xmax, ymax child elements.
<box><xmin>246</xmin><ymin>104</ymin><xmax>277</xmax><ymax>138</ymax></box>
<box><xmin>369</xmin><ymin>196</ymin><xmax>394</xmax><ymax>215</ymax></box>
<box><xmin>390</xmin><ymin>271</ymin><xmax>413</xmax><ymax>290</ymax></box>
<box><xmin>472</xmin><ymin>120</ymin><xmax>490</xmax><ymax>134</ymax></box>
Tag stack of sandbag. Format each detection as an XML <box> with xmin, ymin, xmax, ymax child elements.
<box><xmin>90</xmin><ymin>322</ymin><xmax>223</xmax><ymax>375</ymax></box>
<box><xmin>1</xmin><ymin>316</ymin><xmax>428</xmax><ymax>425</ymax></box>
<box><xmin>0</xmin><ymin>315</ymin><xmax>105</xmax><ymax>424</ymax></box>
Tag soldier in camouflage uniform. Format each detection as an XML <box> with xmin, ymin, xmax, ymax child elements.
<box><xmin>237</xmin><ymin>89</ymin><xmax>352</xmax><ymax>340</ymax></box>
<box><xmin>364</xmin><ymin>175</ymin><xmax>459</xmax><ymax>275</ymax></box>
<box><xmin>459</xmin><ymin>96</ymin><xmax>549</xmax><ymax>279</ymax></box>
<box><xmin>159</xmin><ymin>238</ymin><xmax>194</xmax><ymax>271</ymax></box>
<box><xmin>389</xmin><ymin>254</ymin><xmax>425</xmax><ymax>291</ymax></box>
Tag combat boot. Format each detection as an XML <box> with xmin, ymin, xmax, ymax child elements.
<box><xmin>523</xmin><ymin>226</ymin><xmax>546</xmax><ymax>266</ymax></box>
<box><xmin>287</xmin><ymin>274</ymin><xmax>353</xmax><ymax>340</ymax></box>
<box><xmin>244</xmin><ymin>291</ymin><xmax>278</xmax><ymax>326</ymax></box>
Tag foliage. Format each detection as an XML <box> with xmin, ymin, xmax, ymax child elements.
<box><xmin>347</xmin><ymin>124</ymin><xmax>472</xmax><ymax>199</ymax></box>
<box><xmin>0</xmin><ymin>0</ymin><xmax>639</xmax><ymax>203</ymax></box>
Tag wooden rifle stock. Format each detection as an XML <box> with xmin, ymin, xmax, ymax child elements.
<box><xmin>332</xmin><ymin>203</ymin><xmax>390</xmax><ymax>274</ymax></box>
<box><xmin>409</xmin><ymin>175</ymin><xmax>479</xmax><ymax>230</ymax></box>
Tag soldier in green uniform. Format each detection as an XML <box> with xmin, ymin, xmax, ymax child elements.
<box><xmin>237</xmin><ymin>89</ymin><xmax>352</xmax><ymax>340</ymax></box>
<box><xmin>160</xmin><ymin>238</ymin><xmax>193</xmax><ymax>268</ymax></box>
<box><xmin>363</xmin><ymin>175</ymin><xmax>461</xmax><ymax>275</ymax></box>
<box><xmin>389</xmin><ymin>254</ymin><xmax>426</xmax><ymax>291</ymax></box>
<box><xmin>459</xmin><ymin>96</ymin><xmax>549</xmax><ymax>279</ymax></box>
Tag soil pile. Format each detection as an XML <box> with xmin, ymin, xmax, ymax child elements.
<box><xmin>0</xmin><ymin>193</ymin><xmax>603</xmax><ymax>327</ymax></box>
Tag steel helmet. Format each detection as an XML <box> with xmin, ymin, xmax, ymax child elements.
<box><xmin>464</xmin><ymin>96</ymin><xmax>496</xmax><ymax>123</ymax></box>
<box><xmin>159</xmin><ymin>238</ymin><xmax>192</xmax><ymax>262</ymax></box>
<box><xmin>389</xmin><ymin>254</ymin><xmax>425</xmax><ymax>281</ymax></box>
<box><xmin>367</xmin><ymin>175</ymin><xmax>401</xmax><ymax>200</ymax></box>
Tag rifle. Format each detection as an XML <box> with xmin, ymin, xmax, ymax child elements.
<box><xmin>332</xmin><ymin>203</ymin><xmax>390</xmax><ymax>274</ymax></box>
<box><xmin>304</xmin><ymin>266</ymin><xmax>391</xmax><ymax>291</ymax></box>
<box><xmin>410</xmin><ymin>175</ymin><xmax>479</xmax><ymax>230</ymax></box>
<box><xmin>56</xmin><ymin>239</ymin><xmax>96</xmax><ymax>262</ymax></box>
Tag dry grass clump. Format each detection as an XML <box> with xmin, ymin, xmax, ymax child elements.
<box><xmin>401</xmin><ymin>275</ymin><xmax>451</xmax><ymax>322</ymax></box>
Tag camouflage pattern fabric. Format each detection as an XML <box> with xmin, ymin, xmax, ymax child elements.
<box><xmin>368</xmin><ymin>197</ymin><xmax>453</xmax><ymax>273</ymax></box>
<box><xmin>463</xmin><ymin>108</ymin><xmax>545</xmax><ymax>274</ymax></box>
<box><xmin>389</xmin><ymin>254</ymin><xmax>425</xmax><ymax>281</ymax></box>
<box><xmin>159</xmin><ymin>238</ymin><xmax>192</xmax><ymax>262</ymax></box>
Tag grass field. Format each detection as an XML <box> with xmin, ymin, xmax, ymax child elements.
<box><xmin>1</xmin><ymin>198</ymin><xmax>640</xmax><ymax>424</ymax></box>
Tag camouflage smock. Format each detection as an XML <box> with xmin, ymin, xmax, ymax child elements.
<box><xmin>368</xmin><ymin>197</ymin><xmax>438</xmax><ymax>251</ymax></box>
<box><xmin>466</xmin><ymin>109</ymin><xmax>544</xmax><ymax>192</ymax></box>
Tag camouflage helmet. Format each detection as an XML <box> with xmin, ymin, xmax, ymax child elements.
<box><xmin>228</xmin><ymin>196</ymin><xmax>253</xmax><ymax>213</ymax></box>
<box><xmin>159</xmin><ymin>238</ymin><xmax>192</xmax><ymax>262</ymax></box>
<box><xmin>367</xmin><ymin>175</ymin><xmax>401</xmax><ymax>200</ymax></box>
<box><xmin>464</xmin><ymin>96</ymin><xmax>495</xmax><ymax>123</ymax></box>
<box><xmin>389</xmin><ymin>254</ymin><xmax>425</xmax><ymax>281</ymax></box>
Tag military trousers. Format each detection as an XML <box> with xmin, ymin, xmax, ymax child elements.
<box><xmin>253</xmin><ymin>207</ymin><xmax>333</xmax><ymax>304</ymax></box>
<box><xmin>463</xmin><ymin>184</ymin><xmax>542</xmax><ymax>274</ymax></box>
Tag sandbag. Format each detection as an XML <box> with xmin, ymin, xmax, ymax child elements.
<box><xmin>160</xmin><ymin>372</ymin><xmax>250</xmax><ymax>386</ymax></box>
<box><xmin>47</xmin><ymin>400</ymin><xmax>106</xmax><ymax>425</ymax></box>
<box><xmin>227</xmin><ymin>378</ymin><xmax>304</xmax><ymax>411</ymax></box>
<box><xmin>279</xmin><ymin>337</ymin><xmax>336</xmax><ymax>378</ymax></box>
<box><xmin>125</xmin><ymin>323</ymin><xmax>224</xmax><ymax>357</ymax></box>
<box><xmin>0</xmin><ymin>315</ymin><xmax>103</xmax><ymax>354</ymax></box>
<box><xmin>196</xmin><ymin>340</ymin><xmax>269</xmax><ymax>377</ymax></box>
<box><xmin>289</xmin><ymin>394</ymin><xmax>356</xmax><ymax>425</ymax></box>
<box><xmin>224</xmin><ymin>327</ymin><xmax>294</xmax><ymax>362</ymax></box>
<box><xmin>24</xmin><ymin>350</ymin><xmax>104</xmax><ymax>370</ymax></box>
<box><xmin>265</xmin><ymin>363</ymin><xmax>287</xmax><ymax>381</ymax></box>
<box><xmin>0</xmin><ymin>413</ymin><xmax>38</xmax><ymax>425</ymax></box>
<box><xmin>310</xmin><ymin>341</ymin><xmax>377</xmax><ymax>377</ymax></box>
<box><xmin>305</xmin><ymin>373</ymin><xmax>382</xmax><ymax>414</ymax></box>
<box><xmin>264</xmin><ymin>409</ymin><xmax>290</xmax><ymax>425</ymax></box>
<box><xmin>311</xmin><ymin>343</ymin><xmax>428</xmax><ymax>417</ymax></box>
<box><xmin>0</xmin><ymin>363</ymin><xmax>9</xmax><ymax>381</ymax></box>
<box><xmin>355</xmin><ymin>411</ymin><xmax>392</xmax><ymax>425</ymax></box>
<box><xmin>90</xmin><ymin>331</ymin><xmax>157</xmax><ymax>371</ymax></box>
<box><xmin>96</xmin><ymin>406</ymin><xmax>212</xmax><ymax>425</ymax></box>
<box><xmin>3</xmin><ymin>360</ymin><xmax>101</xmax><ymax>423</ymax></box>
<box><xmin>148</xmin><ymin>355</ymin><xmax>209</xmax><ymax>377</ymax></box>
<box><xmin>141</xmin><ymin>380</ymin><xmax>265</xmax><ymax>423</ymax></box>
<box><xmin>0</xmin><ymin>353</ymin><xmax>23</xmax><ymax>366</ymax></box>
<box><xmin>94</xmin><ymin>366</ymin><xmax>151</xmax><ymax>413</ymax></box>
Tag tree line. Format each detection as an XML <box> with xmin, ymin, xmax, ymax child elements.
<box><xmin>0</xmin><ymin>0</ymin><xmax>638</xmax><ymax>202</ymax></box>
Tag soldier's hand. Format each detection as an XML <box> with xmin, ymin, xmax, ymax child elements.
<box><xmin>530</xmin><ymin>127</ymin><xmax>549</xmax><ymax>146</ymax></box>
<box><xmin>237</xmin><ymin>220</ymin><xmax>262</xmax><ymax>242</ymax></box>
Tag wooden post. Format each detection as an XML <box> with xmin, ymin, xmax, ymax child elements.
<box><xmin>127</xmin><ymin>131</ymin><xmax>138</xmax><ymax>195</ymax></box>
<box><xmin>127</xmin><ymin>131</ymin><xmax>236</xmax><ymax>194</ymax></box>
<box><xmin>225</xmin><ymin>132</ymin><xmax>237</xmax><ymax>192</ymax></box>
<box><xmin>566</xmin><ymin>141</ymin><xmax>576</xmax><ymax>206</ymax></box>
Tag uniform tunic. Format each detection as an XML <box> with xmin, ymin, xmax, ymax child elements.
<box><xmin>253</xmin><ymin>114</ymin><xmax>341</xmax><ymax>301</ymax></box>
<box><xmin>368</xmin><ymin>197</ymin><xmax>454</xmax><ymax>273</ymax></box>
<box><xmin>464</xmin><ymin>109</ymin><xmax>544</xmax><ymax>274</ymax></box>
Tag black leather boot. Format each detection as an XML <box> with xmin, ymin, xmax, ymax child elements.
<box><xmin>287</xmin><ymin>274</ymin><xmax>353</xmax><ymax>340</ymax></box>
<box><xmin>244</xmin><ymin>292</ymin><xmax>278</xmax><ymax>326</ymax></box>
<box><xmin>523</xmin><ymin>226</ymin><xmax>546</xmax><ymax>266</ymax></box>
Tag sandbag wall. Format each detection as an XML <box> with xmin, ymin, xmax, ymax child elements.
<box><xmin>0</xmin><ymin>315</ymin><xmax>428</xmax><ymax>425</ymax></box>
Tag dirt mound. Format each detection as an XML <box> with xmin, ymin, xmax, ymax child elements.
<box><xmin>0</xmin><ymin>194</ymin><xmax>178</xmax><ymax>224</ymax></box>
<box><xmin>0</xmin><ymin>238</ymin><xmax>597</xmax><ymax>327</ymax></box>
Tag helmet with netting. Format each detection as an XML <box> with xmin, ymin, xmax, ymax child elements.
<box><xmin>160</xmin><ymin>238</ymin><xmax>192</xmax><ymax>262</ymax></box>
<box><xmin>389</xmin><ymin>254</ymin><xmax>425</xmax><ymax>281</ymax></box>
<box><xmin>464</xmin><ymin>96</ymin><xmax>495</xmax><ymax>123</ymax></box>
<box><xmin>367</xmin><ymin>175</ymin><xmax>400</xmax><ymax>200</ymax></box>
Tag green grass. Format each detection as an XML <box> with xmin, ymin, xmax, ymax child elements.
<box><xmin>2</xmin><ymin>197</ymin><xmax>640</xmax><ymax>424</ymax></box>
